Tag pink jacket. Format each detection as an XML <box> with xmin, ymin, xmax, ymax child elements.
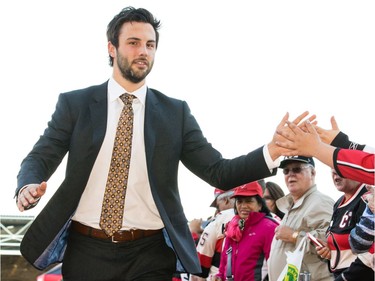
<box><xmin>216</xmin><ymin>212</ymin><xmax>278</xmax><ymax>281</ymax></box>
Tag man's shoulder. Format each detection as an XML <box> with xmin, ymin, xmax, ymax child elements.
<box><xmin>204</xmin><ymin>210</ymin><xmax>234</xmax><ymax>232</ymax></box>
<box><xmin>304</xmin><ymin>189</ymin><xmax>335</xmax><ymax>211</ymax></box>
<box><xmin>63</xmin><ymin>81</ymin><xmax>108</xmax><ymax>95</ymax></box>
<box><xmin>213</xmin><ymin>209</ymin><xmax>235</xmax><ymax>223</ymax></box>
<box><xmin>148</xmin><ymin>88</ymin><xmax>184</xmax><ymax>104</ymax></box>
<box><xmin>309</xmin><ymin>188</ymin><xmax>334</xmax><ymax>202</ymax></box>
<box><xmin>60</xmin><ymin>81</ymin><xmax>108</xmax><ymax>103</ymax></box>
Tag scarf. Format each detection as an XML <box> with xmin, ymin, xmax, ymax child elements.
<box><xmin>225</xmin><ymin>215</ymin><xmax>247</xmax><ymax>242</ymax></box>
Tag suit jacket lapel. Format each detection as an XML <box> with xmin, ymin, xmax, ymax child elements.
<box><xmin>144</xmin><ymin>88</ymin><xmax>159</xmax><ymax>163</ymax></box>
<box><xmin>89</xmin><ymin>82</ymin><xmax>108</xmax><ymax>155</ymax></box>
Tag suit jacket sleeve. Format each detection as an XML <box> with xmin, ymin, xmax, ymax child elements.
<box><xmin>178</xmin><ymin>101</ymin><xmax>276</xmax><ymax>189</ymax></box>
<box><xmin>16</xmin><ymin>93</ymin><xmax>72</xmax><ymax>193</ymax></box>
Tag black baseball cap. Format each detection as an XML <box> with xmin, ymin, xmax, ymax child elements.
<box><xmin>279</xmin><ymin>156</ymin><xmax>315</xmax><ymax>169</ymax></box>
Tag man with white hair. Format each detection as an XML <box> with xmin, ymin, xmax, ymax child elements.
<box><xmin>268</xmin><ymin>156</ymin><xmax>334</xmax><ymax>281</ymax></box>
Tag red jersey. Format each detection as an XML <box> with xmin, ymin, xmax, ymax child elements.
<box><xmin>334</xmin><ymin>148</ymin><xmax>374</xmax><ymax>185</ymax></box>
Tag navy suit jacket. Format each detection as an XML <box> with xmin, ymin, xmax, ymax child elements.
<box><xmin>17</xmin><ymin>81</ymin><xmax>276</xmax><ymax>273</ymax></box>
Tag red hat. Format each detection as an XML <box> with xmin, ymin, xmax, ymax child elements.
<box><xmin>210</xmin><ymin>188</ymin><xmax>225</xmax><ymax>207</ymax></box>
<box><xmin>231</xmin><ymin>181</ymin><xmax>263</xmax><ymax>198</ymax></box>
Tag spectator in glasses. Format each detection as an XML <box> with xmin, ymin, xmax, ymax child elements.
<box><xmin>268</xmin><ymin>156</ymin><xmax>334</xmax><ymax>281</ymax></box>
<box><xmin>263</xmin><ymin>181</ymin><xmax>285</xmax><ymax>220</ymax></box>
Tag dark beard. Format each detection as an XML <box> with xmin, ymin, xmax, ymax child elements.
<box><xmin>117</xmin><ymin>55</ymin><xmax>153</xmax><ymax>84</ymax></box>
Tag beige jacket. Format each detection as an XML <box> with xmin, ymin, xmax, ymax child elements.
<box><xmin>268</xmin><ymin>185</ymin><xmax>334</xmax><ymax>281</ymax></box>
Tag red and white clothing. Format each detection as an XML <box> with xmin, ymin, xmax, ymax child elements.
<box><xmin>326</xmin><ymin>184</ymin><xmax>369</xmax><ymax>273</ymax></box>
<box><xmin>326</xmin><ymin>184</ymin><xmax>374</xmax><ymax>280</ymax></box>
<box><xmin>194</xmin><ymin>209</ymin><xmax>235</xmax><ymax>279</ymax></box>
<box><xmin>333</xmin><ymin>148</ymin><xmax>374</xmax><ymax>185</ymax></box>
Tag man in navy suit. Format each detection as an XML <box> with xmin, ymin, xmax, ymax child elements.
<box><xmin>16</xmin><ymin>6</ymin><xmax>307</xmax><ymax>281</ymax></box>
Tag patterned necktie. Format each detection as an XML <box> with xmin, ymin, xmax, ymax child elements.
<box><xmin>100</xmin><ymin>93</ymin><xmax>135</xmax><ymax>236</ymax></box>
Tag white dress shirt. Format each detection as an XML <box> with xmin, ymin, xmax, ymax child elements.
<box><xmin>72</xmin><ymin>77</ymin><xmax>164</xmax><ymax>230</ymax></box>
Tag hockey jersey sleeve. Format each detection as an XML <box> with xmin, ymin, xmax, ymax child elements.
<box><xmin>333</xmin><ymin>148</ymin><xmax>375</xmax><ymax>185</ymax></box>
<box><xmin>330</xmin><ymin>132</ymin><xmax>374</xmax><ymax>152</ymax></box>
<box><xmin>195</xmin><ymin>222</ymin><xmax>217</xmax><ymax>277</ymax></box>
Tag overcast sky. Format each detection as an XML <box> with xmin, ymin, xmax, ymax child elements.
<box><xmin>1</xmin><ymin>0</ymin><xmax>374</xmax><ymax>221</ymax></box>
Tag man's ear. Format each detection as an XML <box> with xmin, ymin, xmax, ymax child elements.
<box><xmin>108</xmin><ymin>41</ymin><xmax>116</xmax><ymax>59</ymax></box>
<box><xmin>311</xmin><ymin>167</ymin><xmax>316</xmax><ymax>177</ymax></box>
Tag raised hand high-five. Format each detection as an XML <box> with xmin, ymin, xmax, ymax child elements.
<box><xmin>313</xmin><ymin>116</ymin><xmax>340</xmax><ymax>145</ymax></box>
<box><xmin>268</xmin><ymin>111</ymin><xmax>316</xmax><ymax>161</ymax></box>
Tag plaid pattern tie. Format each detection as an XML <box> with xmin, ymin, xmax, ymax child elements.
<box><xmin>100</xmin><ymin>93</ymin><xmax>135</xmax><ymax>236</ymax></box>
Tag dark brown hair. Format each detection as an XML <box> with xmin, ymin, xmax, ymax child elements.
<box><xmin>106</xmin><ymin>7</ymin><xmax>161</xmax><ymax>66</ymax></box>
<box><xmin>265</xmin><ymin>181</ymin><xmax>285</xmax><ymax>219</ymax></box>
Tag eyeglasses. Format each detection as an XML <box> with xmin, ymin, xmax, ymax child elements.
<box><xmin>282</xmin><ymin>166</ymin><xmax>310</xmax><ymax>175</ymax></box>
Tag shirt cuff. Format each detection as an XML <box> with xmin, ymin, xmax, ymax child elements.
<box><xmin>263</xmin><ymin>145</ymin><xmax>281</xmax><ymax>171</ymax></box>
<box><xmin>18</xmin><ymin>185</ymin><xmax>29</xmax><ymax>197</ymax></box>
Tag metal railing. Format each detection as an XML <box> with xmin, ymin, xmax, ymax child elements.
<box><xmin>0</xmin><ymin>215</ymin><xmax>34</xmax><ymax>255</ymax></box>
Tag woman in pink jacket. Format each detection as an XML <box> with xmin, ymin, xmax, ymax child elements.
<box><xmin>213</xmin><ymin>181</ymin><xmax>278</xmax><ymax>281</ymax></box>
